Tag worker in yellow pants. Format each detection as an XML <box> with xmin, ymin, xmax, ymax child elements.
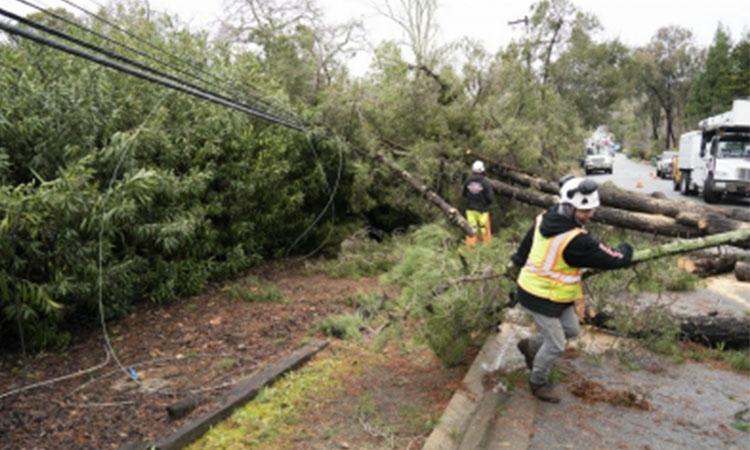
<box><xmin>465</xmin><ymin>210</ymin><xmax>491</xmax><ymax>246</ymax></box>
<box><xmin>463</xmin><ymin>160</ymin><xmax>494</xmax><ymax>247</ymax></box>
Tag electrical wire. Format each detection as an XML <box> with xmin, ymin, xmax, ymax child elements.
<box><xmin>285</xmin><ymin>133</ymin><xmax>344</xmax><ymax>256</ymax></box>
<box><xmin>13</xmin><ymin>0</ymin><xmax>300</xmax><ymax>123</ymax></box>
<box><xmin>52</xmin><ymin>0</ymin><xmax>300</xmax><ymax>122</ymax></box>
<box><xmin>0</xmin><ymin>7</ymin><xmax>303</xmax><ymax>131</ymax></box>
<box><xmin>0</xmin><ymin>20</ymin><xmax>306</xmax><ymax>131</ymax></box>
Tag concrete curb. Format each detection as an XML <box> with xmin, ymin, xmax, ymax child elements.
<box><xmin>423</xmin><ymin>319</ymin><xmax>531</xmax><ymax>450</ymax></box>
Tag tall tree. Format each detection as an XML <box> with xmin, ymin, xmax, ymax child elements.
<box><xmin>730</xmin><ymin>34</ymin><xmax>750</xmax><ymax>99</ymax></box>
<box><xmin>686</xmin><ymin>26</ymin><xmax>734</xmax><ymax>124</ymax></box>
<box><xmin>634</xmin><ymin>27</ymin><xmax>699</xmax><ymax>148</ymax></box>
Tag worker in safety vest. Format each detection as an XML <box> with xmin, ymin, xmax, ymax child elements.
<box><xmin>507</xmin><ymin>176</ymin><xmax>633</xmax><ymax>403</ymax></box>
<box><xmin>462</xmin><ymin>160</ymin><xmax>494</xmax><ymax>247</ymax></box>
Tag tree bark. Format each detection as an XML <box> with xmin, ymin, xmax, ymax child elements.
<box><xmin>487</xmin><ymin>178</ymin><xmax>699</xmax><ymax>238</ymax></box>
<box><xmin>677</xmin><ymin>255</ymin><xmax>738</xmax><ymax>277</ymax></box>
<box><xmin>467</xmin><ymin>150</ymin><xmax>750</xmax><ymax>224</ymax></box>
<box><xmin>587</xmin><ymin>311</ymin><xmax>750</xmax><ymax>348</ymax></box>
<box><xmin>735</xmin><ymin>261</ymin><xmax>750</xmax><ymax>282</ymax></box>
<box><xmin>371</xmin><ymin>150</ymin><xmax>476</xmax><ymax>236</ymax></box>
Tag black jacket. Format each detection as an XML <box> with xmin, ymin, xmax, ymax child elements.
<box><xmin>511</xmin><ymin>206</ymin><xmax>633</xmax><ymax>317</ymax></box>
<box><xmin>462</xmin><ymin>174</ymin><xmax>494</xmax><ymax>212</ymax></box>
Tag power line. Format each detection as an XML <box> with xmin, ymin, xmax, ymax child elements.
<box><xmin>12</xmin><ymin>0</ymin><xmax>299</xmax><ymax>124</ymax></box>
<box><xmin>53</xmin><ymin>0</ymin><xmax>298</xmax><ymax>121</ymax></box>
<box><xmin>0</xmin><ymin>7</ymin><xmax>303</xmax><ymax>130</ymax></box>
<box><xmin>0</xmin><ymin>19</ymin><xmax>306</xmax><ymax>131</ymax></box>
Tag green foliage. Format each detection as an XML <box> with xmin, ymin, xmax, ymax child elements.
<box><xmin>383</xmin><ymin>224</ymin><xmax>517</xmax><ymax>366</ymax></box>
<box><xmin>313</xmin><ymin>229</ymin><xmax>403</xmax><ymax>278</ymax></box>
<box><xmin>223</xmin><ymin>278</ymin><xmax>285</xmax><ymax>304</ymax></box>
<box><xmin>188</xmin><ymin>356</ymin><xmax>350</xmax><ymax>449</ymax></box>
<box><xmin>0</xmin><ymin>4</ymin><xmax>353</xmax><ymax>350</ymax></box>
<box><xmin>687</xmin><ymin>26</ymin><xmax>736</xmax><ymax>124</ymax></box>
<box><xmin>319</xmin><ymin>313</ymin><xmax>365</xmax><ymax>340</ymax></box>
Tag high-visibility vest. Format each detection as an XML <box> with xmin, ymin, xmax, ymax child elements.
<box><xmin>517</xmin><ymin>214</ymin><xmax>585</xmax><ymax>303</ymax></box>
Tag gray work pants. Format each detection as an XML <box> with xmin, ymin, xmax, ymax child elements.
<box><xmin>521</xmin><ymin>304</ymin><xmax>580</xmax><ymax>385</ymax></box>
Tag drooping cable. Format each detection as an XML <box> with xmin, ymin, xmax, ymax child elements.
<box><xmin>0</xmin><ymin>7</ymin><xmax>302</xmax><ymax>130</ymax></box>
<box><xmin>12</xmin><ymin>0</ymin><xmax>300</xmax><ymax>123</ymax></box>
<box><xmin>53</xmin><ymin>0</ymin><xmax>299</xmax><ymax>122</ymax></box>
<box><xmin>285</xmin><ymin>133</ymin><xmax>344</xmax><ymax>256</ymax></box>
<box><xmin>0</xmin><ymin>20</ymin><xmax>306</xmax><ymax>131</ymax></box>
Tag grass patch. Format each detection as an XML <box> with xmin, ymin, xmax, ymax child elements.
<box><xmin>213</xmin><ymin>357</ymin><xmax>237</xmax><ymax>371</ymax></box>
<box><xmin>312</xmin><ymin>229</ymin><xmax>402</xmax><ymax>278</ymax></box>
<box><xmin>223</xmin><ymin>276</ymin><xmax>284</xmax><ymax>303</ymax></box>
<box><xmin>319</xmin><ymin>313</ymin><xmax>365</xmax><ymax>340</ymax></box>
<box><xmin>187</xmin><ymin>350</ymin><xmax>355</xmax><ymax>450</ymax></box>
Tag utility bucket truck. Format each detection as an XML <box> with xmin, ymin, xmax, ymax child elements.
<box><xmin>677</xmin><ymin>99</ymin><xmax>750</xmax><ymax>203</ymax></box>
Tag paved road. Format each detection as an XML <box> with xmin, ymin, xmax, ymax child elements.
<box><xmin>590</xmin><ymin>153</ymin><xmax>750</xmax><ymax>208</ymax></box>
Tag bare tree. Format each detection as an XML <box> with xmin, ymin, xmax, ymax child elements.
<box><xmin>219</xmin><ymin>0</ymin><xmax>364</xmax><ymax>96</ymax></box>
<box><xmin>370</xmin><ymin>0</ymin><xmax>441</xmax><ymax>67</ymax></box>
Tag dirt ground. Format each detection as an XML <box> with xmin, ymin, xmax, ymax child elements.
<box><xmin>0</xmin><ymin>261</ymin><xmax>467</xmax><ymax>450</ymax></box>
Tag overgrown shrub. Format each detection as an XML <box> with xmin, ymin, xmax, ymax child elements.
<box><xmin>382</xmin><ymin>224</ymin><xmax>517</xmax><ymax>366</ymax></box>
<box><xmin>319</xmin><ymin>313</ymin><xmax>365</xmax><ymax>340</ymax></box>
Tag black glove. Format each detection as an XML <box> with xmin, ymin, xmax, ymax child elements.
<box><xmin>617</xmin><ymin>243</ymin><xmax>634</xmax><ymax>263</ymax></box>
<box><xmin>505</xmin><ymin>261</ymin><xmax>521</xmax><ymax>281</ymax></box>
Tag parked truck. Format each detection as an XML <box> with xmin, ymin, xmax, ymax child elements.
<box><xmin>676</xmin><ymin>99</ymin><xmax>750</xmax><ymax>203</ymax></box>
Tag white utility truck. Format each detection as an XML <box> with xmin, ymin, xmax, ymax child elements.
<box><xmin>677</xmin><ymin>99</ymin><xmax>750</xmax><ymax>203</ymax></box>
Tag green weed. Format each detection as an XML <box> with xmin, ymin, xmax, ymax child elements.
<box><xmin>319</xmin><ymin>313</ymin><xmax>365</xmax><ymax>340</ymax></box>
<box><xmin>223</xmin><ymin>277</ymin><xmax>284</xmax><ymax>303</ymax></box>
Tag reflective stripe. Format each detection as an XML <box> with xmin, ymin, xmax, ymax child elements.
<box><xmin>523</xmin><ymin>265</ymin><xmax>581</xmax><ymax>284</ymax></box>
<box><xmin>517</xmin><ymin>213</ymin><xmax>586</xmax><ymax>303</ymax></box>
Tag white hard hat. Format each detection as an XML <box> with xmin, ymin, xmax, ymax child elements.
<box><xmin>560</xmin><ymin>177</ymin><xmax>600</xmax><ymax>210</ymax></box>
<box><xmin>472</xmin><ymin>160</ymin><xmax>485</xmax><ymax>173</ymax></box>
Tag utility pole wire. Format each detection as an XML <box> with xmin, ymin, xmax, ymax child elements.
<box><xmin>13</xmin><ymin>0</ymin><xmax>300</xmax><ymax>123</ymax></box>
<box><xmin>0</xmin><ymin>7</ymin><xmax>302</xmax><ymax>130</ymax></box>
<box><xmin>0</xmin><ymin>20</ymin><xmax>306</xmax><ymax>131</ymax></box>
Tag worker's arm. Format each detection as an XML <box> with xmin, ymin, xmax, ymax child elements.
<box><xmin>483</xmin><ymin>178</ymin><xmax>494</xmax><ymax>205</ymax></box>
<box><xmin>511</xmin><ymin>225</ymin><xmax>534</xmax><ymax>267</ymax></box>
<box><xmin>562</xmin><ymin>234</ymin><xmax>633</xmax><ymax>270</ymax></box>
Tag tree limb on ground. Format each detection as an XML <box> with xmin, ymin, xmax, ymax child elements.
<box><xmin>370</xmin><ymin>150</ymin><xmax>476</xmax><ymax>236</ymax></box>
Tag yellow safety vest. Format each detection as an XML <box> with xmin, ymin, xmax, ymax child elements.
<box><xmin>517</xmin><ymin>214</ymin><xmax>585</xmax><ymax>303</ymax></box>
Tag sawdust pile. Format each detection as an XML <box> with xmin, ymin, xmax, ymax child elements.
<box><xmin>568</xmin><ymin>376</ymin><xmax>652</xmax><ymax>411</ymax></box>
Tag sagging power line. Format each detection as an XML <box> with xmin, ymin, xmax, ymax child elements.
<box><xmin>12</xmin><ymin>0</ymin><xmax>301</xmax><ymax>125</ymax></box>
<box><xmin>0</xmin><ymin>19</ymin><xmax>306</xmax><ymax>131</ymax></box>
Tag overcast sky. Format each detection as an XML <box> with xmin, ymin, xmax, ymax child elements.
<box><xmin>8</xmin><ymin>0</ymin><xmax>750</xmax><ymax>75</ymax></box>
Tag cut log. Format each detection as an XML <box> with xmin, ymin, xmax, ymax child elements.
<box><xmin>371</xmin><ymin>150</ymin><xmax>476</xmax><ymax>236</ymax></box>
<box><xmin>468</xmin><ymin>150</ymin><xmax>750</xmax><ymax>224</ymax></box>
<box><xmin>735</xmin><ymin>261</ymin><xmax>750</xmax><ymax>282</ymax></box>
<box><xmin>587</xmin><ymin>312</ymin><xmax>750</xmax><ymax>349</ymax></box>
<box><xmin>677</xmin><ymin>255</ymin><xmax>737</xmax><ymax>277</ymax></box>
<box><xmin>487</xmin><ymin>178</ymin><xmax>699</xmax><ymax>238</ymax></box>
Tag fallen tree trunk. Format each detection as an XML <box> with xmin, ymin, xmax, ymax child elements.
<box><xmin>487</xmin><ymin>178</ymin><xmax>699</xmax><ymax>238</ymax></box>
<box><xmin>735</xmin><ymin>261</ymin><xmax>750</xmax><ymax>282</ymax></box>
<box><xmin>587</xmin><ymin>311</ymin><xmax>750</xmax><ymax>349</ymax></box>
<box><xmin>371</xmin><ymin>150</ymin><xmax>476</xmax><ymax>236</ymax></box>
<box><xmin>677</xmin><ymin>255</ymin><xmax>738</xmax><ymax>277</ymax></box>
<box><xmin>468</xmin><ymin>150</ymin><xmax>750</xmax><ymax>224</ymax></box>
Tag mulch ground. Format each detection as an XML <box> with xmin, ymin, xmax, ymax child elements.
<box><xmin>0</xmin><ymin>261</ymin><xmax>392</xmax><ymax>450</ymax></box>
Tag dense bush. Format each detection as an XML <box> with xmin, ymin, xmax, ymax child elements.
<box><xmin>0</xmin><ymin>8</ymin><xmax>352</xmax><ymax>350</ymax></box>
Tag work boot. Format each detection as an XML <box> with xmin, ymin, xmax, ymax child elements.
<box><xmin>516</xmin><ymin>338</ymin><xmax>536</xmax><ymax>371</ymax></box>
<box><xmin>529</xmin><ymin>381</ymin><xmax>561</xmax><ymax>403</ymax></box>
